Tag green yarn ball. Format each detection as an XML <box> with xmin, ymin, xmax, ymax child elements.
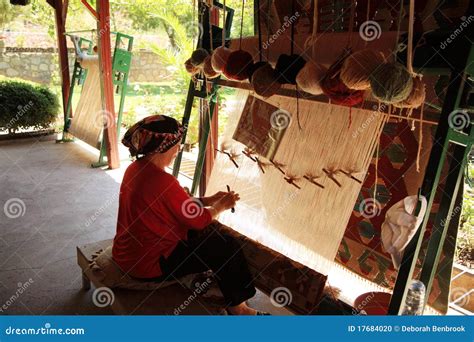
<box><xmin>370</xmin><ymin>63</ymin><xmax>413</xmax><ymax>104</ymax></box>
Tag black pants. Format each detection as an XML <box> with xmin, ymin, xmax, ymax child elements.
<box><xmin>158</xmin><ymin>225</ymin><xmax>256</xmax><ymax>307</ymax></box>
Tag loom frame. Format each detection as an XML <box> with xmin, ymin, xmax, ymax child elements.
<box><xmin>172</xmin><ymin>0</ymin><xmax>235</xmax><ymax>197</ymax></box>
<box><xmin>56</xmin><ymin>31</ymin><xmax>133</xmax><ymax>168</ymax></box>
<box><xmin>179</xmin><ymin>0</ymin><xmax>474</xmax><ymax>315</ymax></box>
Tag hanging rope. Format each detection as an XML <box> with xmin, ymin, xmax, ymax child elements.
<box><xmin>239</xmin><ymin>0</ymin><xmax>245</xmax><ymax>49</ymax></box>
<box><xmin>291</xmin><ymin>0</ymin><xmax>302</xmax><ymax>130</ymax></box>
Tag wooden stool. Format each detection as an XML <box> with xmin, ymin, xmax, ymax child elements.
<box><xmin>77</xmin><ymin>239</ymin><xmax>224</xmax><ymax>315</ymax></box>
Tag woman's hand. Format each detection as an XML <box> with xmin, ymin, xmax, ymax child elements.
<box><xmin>207</xmin><ymin>191</ymin><xmax>240</xmax><ymax>219</ymax></box>
<box><xmin>213</xmin><ymin>191</ymin><xmax>240</xmax><ymax>212</ymax></box>
<box><xmin>200</xmin><ymin>191</ymin><xmax>228</xmax><ymax>206</ymax></box>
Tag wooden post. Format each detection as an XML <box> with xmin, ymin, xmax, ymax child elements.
<box><xmin>199</xmin><ymin>6</ymin><xmax>220</xmax><ymax>196</ymax></box>
<box><xmin>51</xmin><ymin>0</ymin><xmax>71</xmax><ymax>123</ymax></box>
<box><xmin>96</xmin><ymin>0</ymin><xmax>120</xmax><ymax>169</ymax></box>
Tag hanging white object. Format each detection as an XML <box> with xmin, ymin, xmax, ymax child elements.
<box><xmin>381</xmin><ymin>195</ymin><xmax>427</xmax><ymax>270</ymax></box>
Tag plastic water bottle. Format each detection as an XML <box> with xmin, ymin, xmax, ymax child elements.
<box><xmin>401</xmin><ymin>280</ymin><xmax>426</xmax><ymax>315</ymax></box>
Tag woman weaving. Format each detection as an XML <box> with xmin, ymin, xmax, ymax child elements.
<box><xmin>112</xmin><ymin>115</ymin><xmax>266</xmax><ymax>315</ymax></box>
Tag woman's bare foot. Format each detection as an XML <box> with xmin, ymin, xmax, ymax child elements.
<box><xmin>227</xmin><ymin>302</ymin><xmax>257</xmax><ymax>315</ymax></box>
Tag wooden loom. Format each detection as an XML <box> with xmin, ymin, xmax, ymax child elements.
<box><xmin>51</xmin><ymin>0</ymin><xmax>133</xmax><ymax>169</ymax></box>
<box><xmin>60</xmin><ymin>31</ymin><xmax>133</xmax><ymax>167</ymax></box>
<box><xmin>173</xmin><ymin>0</ymin><xmax>474</xmax><ymax>315</ymax></box>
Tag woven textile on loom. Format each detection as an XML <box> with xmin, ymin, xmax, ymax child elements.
<box><xmin>335</xmin><ymin>119</ymin><xmax>459</xmax><ymax>313</ymax></box>
<box><xmin>206</xmin><ymin>90</ymin><xmax>387</xmax><ymax>276</ymax></box>
<box><xmin>69</xmin><ymin>56</ymin><xmax>104</xmax><ymax>148</ymax></box>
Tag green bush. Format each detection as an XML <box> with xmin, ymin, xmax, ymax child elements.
<box><xmin>0</xmin><ymin>81</ymin><xmax>59</xmax><ymax>133</ymax></box>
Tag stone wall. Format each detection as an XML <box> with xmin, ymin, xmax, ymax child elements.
<box><xmin>0</xmin><ymin>46</ymin><xmax>169</xmax><ymax>85</ymax></box>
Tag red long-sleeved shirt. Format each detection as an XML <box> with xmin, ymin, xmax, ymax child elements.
<box><xmin>112</xmin><ymin>159</ymin><xmax>212</xmax><ymax>278</ymax></box>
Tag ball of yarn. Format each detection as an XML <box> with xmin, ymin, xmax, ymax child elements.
<box><xmin>223</xmin><ymin>49</ymin><xmax>254</xmax><ymax>81</ymax></box>
<box><xmin>203</xmin><ymin>55</ymin><xmax>220</xmax><ymax>79</ymax></box>
<box><xmin>370</xmin><ymin>62</ymin><xmax>413</xmax><ymax>104</ymax></box>
<box><xmin>340</xmin><ymin>49</ymin><xmax>385</xmax><ymax>90</ymax></box>
<box><xmin>321</xmin><ymin>54</ymin><xmax>364</xmax><ymax>106</ymax></box>
<box><xmin>190</xmin><ymin>48</ymin><xmax>209</xmax><ymax>67</ymax></box>
<box><xmin>295</xmin><ymin>61</ymin><xmax>327</xmax><ymax>95</ymax></box>
<box><xmin>394</xmin><ymin>75</ymin><xmax>426</xmax><ymax>108</ymax></box>
<box><xmin>184</xmin><ymin>58</ymin><xmax>199</xmax><ymax>75</ymax></box>
<box><xmin>275</xmin><ymin>54</ymin><xmax>306</xmax><ymax>84</ymax></box>
<box><xmin>211</xmin><ymin>46</ymin><xmax>232</xmax><ymax>72</ymax></box>
<box><xmin>248</xmin><ymin>61</ymin><xmax>267</xmax><ymax>83</ymax></box>
<box><xmin>251</xmin><ymin>62</ymin><xmax>281</xmax><ymax>98</ymax></box>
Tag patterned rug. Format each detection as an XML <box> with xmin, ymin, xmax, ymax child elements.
<box><xmin>335</xmin><ymin>119</ymin><xmax>459</xmax><ymax>313</ymax></box>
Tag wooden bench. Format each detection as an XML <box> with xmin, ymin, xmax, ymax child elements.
<box><xmin>77</xmin><ymin>239</ymin><xmax>225</xmax><ymax>315</ymax></box>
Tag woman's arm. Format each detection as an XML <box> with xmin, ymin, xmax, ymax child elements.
<box><xmin>199</xmin><ymin>191</ymin><xmax>228</xmax><ymax>207</ymax></box>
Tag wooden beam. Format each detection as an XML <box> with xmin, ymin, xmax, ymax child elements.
<box><xmin>96</xmin><ymin>0</ymin><xmax>119</xmax><ymax>169</ymax></box>
<box><xmin>53</xmin><ymin>0</ymin><xmax>71</xmax><ymax>124</ymax></box>
<box><xmin>211</xmin><ymin>79</ymin><xmax>439</xmax><ymax>123</ymax></box>
<box><xmin>81</xmin><ymin>0</ymin><xmax>98</xmax><ymax>19</ymax></box>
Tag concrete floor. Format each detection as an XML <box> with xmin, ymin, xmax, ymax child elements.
<box><xmin>0</xmin><ymin>135</ymin><xmax>288</xmax><ymax>315</ymax></box>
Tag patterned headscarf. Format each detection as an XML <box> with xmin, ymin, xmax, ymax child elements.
<box><xmin>122</xmin><ymin>115</ymin><xmax>184</xmax><ymax>158</ymax></box>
